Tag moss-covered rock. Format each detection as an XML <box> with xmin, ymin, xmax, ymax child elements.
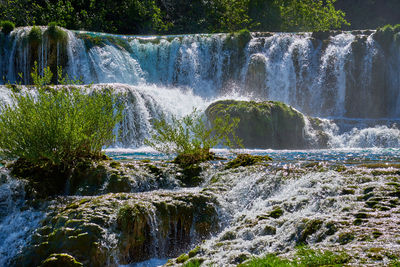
<box><xmin>40</xmin><ymin>253</ymin><xmax>83</xmax><ymax>267</ymax></box>
<box><xmin>15</xmin><ymin>191</ymin><xmax>218</xmax><ymax>266</ymax></box>
<box><xmin>225</xmin><ymin>153</ymin><xmax>272</xmax><ymax>169</ymax></box>
<box><xmin>205</xmin><ymin>100</ymin><xmax>308</xmax><ymax>149</ymax></box>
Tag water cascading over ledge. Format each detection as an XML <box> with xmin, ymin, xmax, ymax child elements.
<box><xmin>1</xmin><ymin>27</ymin><xmax>399</xmax><ymax>119</ymax></box>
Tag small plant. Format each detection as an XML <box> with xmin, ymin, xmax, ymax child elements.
<box><xmin>28</xmin><ymin>26</ymin><xmax>42</xmax><ymax>44</ymax></box>
<box><xmin>145</xmin><ymin>109</ymin><xmax>242</xmax><ymax>167</ymax></box>
<box><xmin>1</xmin><ymin>20</ymin><xmax>15</xmax><ymax>35</ymax></box>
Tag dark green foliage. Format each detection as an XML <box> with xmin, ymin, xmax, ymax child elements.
<box><xmin>225</xmin><ymin>153</ymin><xmax>272</xmax><ymax>169</ymax></box>
<box><xmin>280</xmin><ymin>0</ymin><xmax>349</xmax><ymax>31</ymax></box>
<box><xmin>0</xmin><ymin>0</ymin><xmax>348</xmax><ymax>34</ymax></box>
<box><xmin>28</xmin><ymin>26</ymin><xmax>42</xmax><ymax>44</ymax></box>
<box><xmin>1</xmin><ymin>20</ymin><xmax>15</xmax><ymax>34</ymax></box>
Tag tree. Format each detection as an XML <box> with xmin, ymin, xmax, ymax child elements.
<box><xmin>279</xmin><ymin>0</ymin><xmax>349</xmax><ymax>31</ymax></box>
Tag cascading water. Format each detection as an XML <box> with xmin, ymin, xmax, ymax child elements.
<box><xmin>1</xmin><ymin>26</ymin><xmax>400</xmax><ymax>267</ymax></box>
<box><xmin>0</xmin><ymin>170</ymin><xmax>44</xmax><ymax>266</ymax></box>
<box><xmin>1</xmin><ymin>27</ymin><xmax>399</xmax><ymax>149</ymax></box>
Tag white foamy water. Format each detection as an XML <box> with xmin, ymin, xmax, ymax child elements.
<box><xmin>0</xmin><ymin>171</ymin><xmax>44</xmax><ymax>266</ymax></box>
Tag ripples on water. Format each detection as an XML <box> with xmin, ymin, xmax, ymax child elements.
<box><xmin>106</xmin><ymin>147</ymin><xmax>400</xmax><ymax>165</ymax></box>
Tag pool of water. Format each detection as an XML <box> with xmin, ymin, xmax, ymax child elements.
<box><xmin>106</xmin><ymin>147</ymin><xmax>400</xmax><ymax>165</ymax></box>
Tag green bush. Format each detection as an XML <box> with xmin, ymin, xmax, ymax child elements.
<box><xmin>46</xmin><ymin>22</ymin><xmax>67</xmax><ymax>42</ymax></box>
<box><xmin>145</xmin><ymin>109</ymin><xmax>241</xmax><ymax>166</ymax></box>
<box><xmin>28</xmin><ymin>26</ymin><xmax>42</xmax><ymax>44</ymax></box>
<box><xmin>1</xmin><ymin>20</ymin><xmax>15</xmax><ymax>35</ymax></box>
<box><xmin>0</xmin><ymin>63</ymin><xmax>122</xmax><ymax>166</ymax></box>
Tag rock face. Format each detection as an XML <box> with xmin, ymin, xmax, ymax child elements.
<box><xmin>206</xmin><ymin>100</ymin><xmax>308</xmax><ymax>149</ymax></box>
<box><xmin>14</xmin><ymin>191</ymin><xmax>218</xmax><ymax>266</ymax></box>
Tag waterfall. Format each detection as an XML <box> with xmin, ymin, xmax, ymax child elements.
<box><xmin>0</xmin><ymin>27</ymin><xmax>399</xmax><ymax>148</ymax></box>
<box><xmin>0</xmin><ymin>170</ymin><xmax>44</xmax><ymax>266</ymax></box>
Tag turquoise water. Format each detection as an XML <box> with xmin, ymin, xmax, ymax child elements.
<box><xmin>106</xmin><ymin>147</ymin><xmax>400</xmax><ymax>165</ymax></box>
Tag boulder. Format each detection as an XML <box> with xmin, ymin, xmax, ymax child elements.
<box><xmin>205</xmin><ymin>100</ymin><xmax>308</xmax><ymax>149</ymax></box>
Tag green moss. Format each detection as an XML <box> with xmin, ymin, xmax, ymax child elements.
<box><xmin>262</xmin><ymin>225</ymin><xmax>277</xmax><ymax>235</ymax></box>
<box><xmin>205</xmin><ymin>100</ymin><xmax>307</xmax><ymax>149</ymax></box>
<box><xmin>268</xmin><ymin>207</ymin><xmax>284</xmax><ymax>219</ymax></box>
<box><xmin>341</xmin><ymin>188</ymin><xmax>355</xmax><ymax>195</ymax></box>
<box><xmin>146</xmin><ymin>164</ymin><xmax>162</xmax><ymax>176</ymax></box>
<box><xmin>28</xmin><ymin>26</ymin><xmax>42</xmax><ymax>45</ymax></box>
<box><xmin>46</xmin><ymin>22</ymin><xmax>67</xmax><ymax>42</ymax></box>
<box><xmin>354</xmin><ymin>212</ymin><xmax>368</xmax><ymax>219</ymax></box>
<box><xmin>109</xmin><ymin>161</ymin><xmax>121</xmax><ymax>168</ymax></box>
<box><xmin>337</xmin><ymin>232</ymin><xmax>355</xmax><ymax>244</ymax></box>
<box><xmin>176</xmin><ymin>253</ymin><xmax>189</xmax><ymax>263</ymax></box>
<box><xmin>188</xmin><ymin>246</ymin><xmax>200</xmax><ymax>258</ymax></box>
<box><xmin>298</xmin><ymin>219</ymin><xmax>323</xmax><ymax>244</ymax></box>
<box><xmin>40</xmin><ymin>253</ymin><xmax>83</xmax><ymax>267</ymax></box>
<box><xmin>1</xmin><ymin>20</ymin><xmax>15</xmax><ymax>35</ymax></box>
<box><xmin>353</xmin><ymin>218</ymin><xmax>365</xmax><ymax>225</ymax></box>
<box><xmin>225</xmin><ymin>153</ymin><xmax>272</xmax><ymax>169</ymax></box>
<box><xmin>220</xmin><ymin>231</ymin><xmax>236</xmax><ymax>241</ymax></box>
<box><xmin>372</xmin><ymin>231</ymin><xmax>383</xmax><ymax>239</ymax></box>
<box><xmin>235</xmin><ymin>29</ymin><xmax>252</xmax><ymax>49</ymax></box>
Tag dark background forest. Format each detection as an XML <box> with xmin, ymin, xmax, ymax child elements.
<box><xmin>0</xmin><ymin>0</ymin><xmax>399</xmax><ymax>34</ymax></box>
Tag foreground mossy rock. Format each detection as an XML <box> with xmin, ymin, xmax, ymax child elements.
<box><xmin>40</xmin><ymin>253</ymin><xmax>83</xmax><ymax>267</ymax></box>
<box><xmin>225</xmin><ymin>153</ymin><xmax>272</xmax><ymax>169</ymax></box>
<box><xmin>206</xmin><ymin>100</ymin><xmax>307</xmax><ymax>149</ymax></box>
<box><xmin>14</xmin><ymin>192</ymin><xmax>218</xmax><ymax>266</ymax></box>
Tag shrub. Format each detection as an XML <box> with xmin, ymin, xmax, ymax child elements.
<box><xmin>236</xmin><ymin>28</ymin><xmax>252</xmax><ymax>48</ymax></box>
<box><xmin>145</xmin><ymin>109</ymin><xmax>241</xmax><ymax>166</ymax></box>
<box><xmin>1</xmin><ymin>20</ymin><xmax>15</xmax><ymax>35</ymax></box>
<box><xmin>0</xmin><ymin>63</ymin><xmax>122</xmax><ymax>166</ymax></box>
<box><xmin>46</xmin><ymin>22</ymin><xmax>67</xmax><ymax>42</ymax></box>
<box><xmin>28</xmin><ymin>26</ymin><xmax>42</xmax><ymax>44</ymax></box>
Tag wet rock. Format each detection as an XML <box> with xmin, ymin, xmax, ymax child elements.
<box><xmin>205</xmin><ymin>100</ymin><xmax>309</xmax><ymax>149</ymax></box>
<box><xmin>14</xmin><ymin>191</ymin><xmax>218</xmax><ymax>266</ymax></box>
<box><xmin>40</xmin><ymin>253</ymin><xmax>83</xmax><ymax>267</ymax></box>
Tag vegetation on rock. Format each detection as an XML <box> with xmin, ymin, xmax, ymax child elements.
<box><xmin>225</xmin><ymin>153</ymin><xmax>272</xmax><ymax>169</ymax></box>
<box><xmin>28</xmin><ymin>25</ymin><xmax>42</xmax><ymax>44</ymax></box>
<box><xmin>0</xmin><ymin>65</ymin><xmax>122</xmax><ymax>196</ymax></box>
<box><xmin>45</xmin><ymin>22</ymin><xmax>67</xmax><ymax>42</ymax></box>
<box><xmin>0</xmin><ymin>20</ymin><xmax>15</xmax><ymax>34</ymax></box>
<box><xmin>206</xmin><ymin>100</ymin><xmax>307</xmax><ymax>149</ymax></box>
<box><xmin>146</xmin><ymin>109</ymin><xmax>241</xmax><ymax>167</ymax></box>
